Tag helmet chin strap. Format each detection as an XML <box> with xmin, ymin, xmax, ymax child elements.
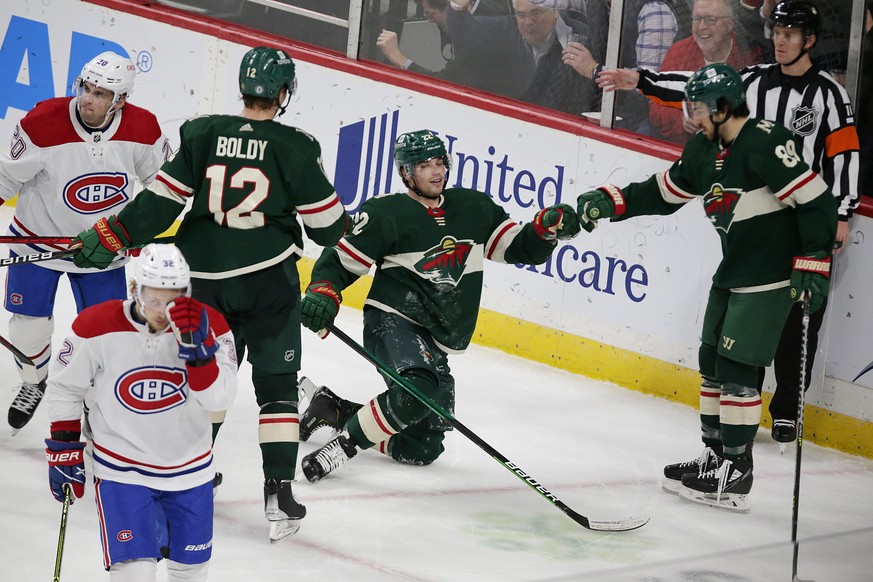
<box><xmin>275</xmin><ymin>87</ymin><xmax>292</xmax><ymax>118</ymax></box>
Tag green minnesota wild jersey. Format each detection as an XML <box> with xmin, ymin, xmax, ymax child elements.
<box><xmin>615</xmin><ymin>118</ymin><xmax>837</xmax><ymax>289</ymax></box>
<box><xmin>118</xmin><ymin>114</ymin><xmax>347</xmax><ymax>278</ymax></box>
<box><xmin>312</xmin><ymin>189</ymin><xmax>556</xmax><ymax>353</ymax></box>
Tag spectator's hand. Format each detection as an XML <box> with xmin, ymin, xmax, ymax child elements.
<box><xmin>682</xmin><ymin>115</ymin><xmax>700</xmax><ymax>135</ymax></box>
<box><xmin>597</xmin><ymin>68</ymin><xmax>640</xmax><ymax>92</ymax></box>
<box><xmin>562</xmin><ymin>42</ymin><xmax>597</xmax><ymax>79</ymax></box>
<box><xmin>760</xmin><ymin>0</ymin><xmax>778</xmax><ymax>18</ymax></box>
<box><xmin>833</xmin><ymin>220</ymin><xmax>850</xmax><ymax>255</ymax></box>
<box><xmin>376</xmin><ymin>30</ymin><xmax>407</xmax><ymax>68</ymax></box>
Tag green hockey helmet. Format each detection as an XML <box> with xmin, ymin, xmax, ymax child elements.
<box><xmin>393</xmin><ymin>130</ymin><xmax>451</xmax><ymax>175</ymax></box>
<box><xmin>239</xmin><ymin>46</ymin><xmax>296</xmax><ymax>99</ymax></box>
<box><xmin>683</xmin><ymin>63</ymin><xmax>745</xmax><ymax>118</ymax></box>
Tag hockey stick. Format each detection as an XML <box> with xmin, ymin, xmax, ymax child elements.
<box><xmin>0</xmin><ymin>249</ymin><xmax>78</xmax><ymax>267</ymax></box>
<box><xmin>324</xmin><ymin>322</ymin><xmax>649</xmax><ymax>532</ymax></box>
<box><xmin>791</xmin><ymin>296</ymin><xmax>811</xmax><ymax>582</ymax></box>
<box><xmin>53</xmin><ymin>484</ymin><xmax>72</xmax><ymax>582</ymax></box>
<box><xmin>0</xmin><ymin>235</ymin><xmax>74</xmax><ymax>246</ymax></box>
<box><xmin>0</xmin><ymin>334</ymin><xmax>39</xmax><ymax>384</ymax></box>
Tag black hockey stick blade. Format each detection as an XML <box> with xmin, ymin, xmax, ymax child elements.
<box><xmin>0</xmin><ymin>335</ymin><xmax>39</xmax><ymax>384</ymax></box>
<box><xmin>0</xmin><ymin>249</ymin><xmax>78</xmax><ymax>267</ymax></box>
<box><xmin>324</xmin><ymin>322</ymin><xmax>649</xmax><ymax>532</ymax></box>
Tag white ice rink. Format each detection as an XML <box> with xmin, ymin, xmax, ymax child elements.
<box><xmin>0</xmin><ymin>233</ymin><xmax>871</xmax><ymax>580</ymax></box>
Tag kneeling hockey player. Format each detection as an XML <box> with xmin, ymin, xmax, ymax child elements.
<box><xmin>297</xmin><ymin>129</ymin><xmax>580</xmax><ymax>481</ymax></box>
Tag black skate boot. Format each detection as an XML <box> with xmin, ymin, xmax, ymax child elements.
<box><xmin>662</xmin><ymin>447</ymin><xmax>721</xmax><ymax>494</ymax></box>
<box><xmin>264</xmin><ymin>479</ymin><xmax>306</xmax><ymax>542</ymax></box>
<box><xmin>298</xmin><ymin>378</ymin><xmax>362</xmax><ymax>442</ymax></box>
<box><xmin>771</xmin><ymin>419</ymin><xmax>797</xmax><ymax>443</ymax></box>
<box><xmin>679</xmin><ymin>457</ymin><xmax>753</xmax><ymax>513</ymax></box>
<box><xmin>301</xmin><ymin>435</ymin><xmax>358</xmax><ymax>483</ymax></box>
<box><xmin>8</xmin><ymin>379</ymin><xmax>46</xmax><ymax>434</ymax></box>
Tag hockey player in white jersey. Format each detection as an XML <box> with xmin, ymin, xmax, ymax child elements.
<box><xmin>0</xmin><ymin>51</ymin><xmax>170</xmax><ymax>433</ymax></box>
<box><xmin>44</xmin><ymin>244</ymin><xmax>236</xmax><ymax>581</ymax></box>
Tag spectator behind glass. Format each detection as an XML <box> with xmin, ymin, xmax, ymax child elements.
<box><xmin>376</xmin><ymin>0</ymin><xmax>529</xmax><ymax>98</ymax></box>
<box><xmin>446</xmin><ymin>0</ymin><xmax>599</xmax><ymax>115</ymax></box>
<box><xmin>615</xmin><ymin>0</ymin><xmax>692</xmax><ymax>133</ymax></box>
<box><xmin>651</xmin><ymin>0</ymin><xmax>756</xmax><ymax>143</ymax></box>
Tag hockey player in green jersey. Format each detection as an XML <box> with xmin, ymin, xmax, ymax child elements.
<box><xmin>296</xmin><ymin>129</ymin><xmax>580</xmax><ymax>482</ymax></box>
<box><xmin>577</xmin><ymin>63</ymin><xmax>836</xmax><ymax>512</ymax></box>
<box><xmin>70</xmin><ymin>46</ymin><xmax>350</xmax><ymax>541</ymax></box>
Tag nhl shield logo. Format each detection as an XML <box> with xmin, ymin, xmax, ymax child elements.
<box><xmin>790</xmin><ymin>105</ymin><xmax>817</xmax><ymax>137</ymax></box>
<box><xmin>703</xmin><ymin>184</ymin><xmax>742</xmax><ymax>233</ymax></box>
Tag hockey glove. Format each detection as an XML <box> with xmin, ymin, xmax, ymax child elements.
<box><xmin>790</xmin><ymin>251</ymin><xmax>831</xmax><ymax>314</ymax></box>
<box><xmin>301</xmin><ymin>281</ymin><xmax>342</xmax><ymax>334</ymax></box>
<box><xmin>167</xmin><ymin>297</ymin><xmax>219</xmax><ymax>364</ymax></box>
<box><xmin>576</xmin><ymin>184</ymin><xmax>626</xmax><ymax>232</ymax></box>
<box><xmin>533</xmin><ymin>204</ymin><xmax>581</xmax><ymax>241</ymax></box>
<box><xmin>70</xmin><ymin>215</ymin><xmax>132</xmax><ymax>269</ymax></box>
<box><xmin>45</xmin><ymin>439</ymin><xmax>86</xmax><ymax>503</ymax></box>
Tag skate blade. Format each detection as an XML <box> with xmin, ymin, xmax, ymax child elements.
<box><xmin>661</xmin><ymin>479</ymin><xmax>685</xmax><ymax>495</ymax></box>
<box><xmin>269</xmin><ymin>519</ymin><xmax>301</xmax><ymax>543</ymax></box>
<box><xmin>297</xmin><ymin>376</ymin><xmax>319</xmax><ymax>404</ymax></box>
<box><xmin>678</xmin><ymin>488</ymin><xmax>750</xmax><ymax>513</ymax></box>
<box><xmin>779</xmin><ymin>442</ymin><xmax>788</xmax><ymax>456</ymax></box>
<box><xmin>10</xmin><ymin>426</ymin><xmax>19</xmax><ymax>437</ymax></box>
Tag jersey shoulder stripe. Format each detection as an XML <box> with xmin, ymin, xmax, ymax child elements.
<box><xmin>72</xmin><ymin>300</ymin><xmax>136</xmax><ymax>338</ymax></box>
<box><xmin>19</xmin><ymin>97</ymin><xmax>80</xmax><ymax>148</ymax></box>
<box><xmin>203</xmin><ymin>304</ymin><xmax>231</xmax><ymax>336</ymax></box>
<box><xmin>111</xmin><ymin>103</ymin><xmax>163</xmax><ymax>145</ymax></box>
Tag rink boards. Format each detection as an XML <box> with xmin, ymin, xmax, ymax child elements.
<box><xmin>0</xmin><ymin>0</ymin><xmax>870</xmax><ymax>457</ymax></box>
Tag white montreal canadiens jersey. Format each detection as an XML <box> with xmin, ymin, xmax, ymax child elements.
<box><xmin>0</xmin><ymin>97</ymin><xmax>170</xmax><ymax>272</ymax></box>
<box><xmin>47</xmin><ymin>299</ymin><xmax>237</xmax><ymax>491</ymax></box>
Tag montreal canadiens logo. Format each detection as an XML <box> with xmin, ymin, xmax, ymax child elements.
<box><xmin>115</xmin><ymin>366</ymin><xmax>187</xmax><ymax>414</ymax></box>
<box><xmin>63</xmin><ymin>173</ymin><xmax>130</xmax><ymax>214</ymax></box>
<box><xmin>117</xmin><ymin>530</ymin><xmax>133</xmax><ymax>542</ymax></box>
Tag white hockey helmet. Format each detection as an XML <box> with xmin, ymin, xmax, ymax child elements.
<box><xmin>134</xmin><ymin>244</ymin><xmax>192</xmax><ymax>300</ymax></box>
<box><xmin>75</xmin><ymin>51</ymin><xmax>136</xmax><ymax>102</ymax></box>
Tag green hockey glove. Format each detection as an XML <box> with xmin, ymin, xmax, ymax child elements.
<box><xmin>576</xmin><ymin>184</ymin><xmax>626</xmax><ymax>232</ymax></box>
<box><xmin>532</xmin><ymin>204</ymin><xmax>581</xmax><ymax>241</ymax></box>
<box><xmin>301</xmin><ymin>281</ymin><xmax>342</xmax><ymax>334</ymax></box>
<box><xmin>70</xmin><ymin>215</ymin><xmax>132</xmax><ymax>269</ymax></box>
<box><xmin>790</xmin><ymin>251</ymin><xmax>831</xmax><ymax>314</ymax></box>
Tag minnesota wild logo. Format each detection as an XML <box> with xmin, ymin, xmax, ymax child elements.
<box><xmin>703</xmin><ymin>184</ymin><xmax>741</xmax><ymax>233</ymax></box>
<box><xmin>414</xmin><ymin>236</ymin><xmax>474</xmax><ymax>286</ymax></box>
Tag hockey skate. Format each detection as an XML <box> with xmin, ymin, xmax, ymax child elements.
<box><xmin>264</xmin><ymin>479</ymin><xmax>306</xmax><ymax>542</ymax></box>
<box><xmin>772</xmin><ymin>419</ymin><xmax>797</xmax><ymax>443</ymax></box>
<box><xmin>8</xmin><ymin>379</ymin><xmax>46</xmax><ymax>435</ymax></box>
<box><xmin>298</xmin><ymin>376</ymin><xmax>362</xmax><ymax>442</ymax></box>
<box><xmin>301</xmin><ymin>435</ymin><xmax>358</xmax><ymax>483</ymax></box>
<box><xmin>662</xmin><ymin>447</ymin><xmax>721</xmax><ymax>494</ymax></box>
<box><xmin>679</xmin><ymin>457</ymin><xmax>753</xmax><ymax>513</ymax></box>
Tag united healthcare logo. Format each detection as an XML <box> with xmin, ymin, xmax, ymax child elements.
<box><xmin>333</xmin><ymin>110</ymin><xmax>400</xmax><ymax>214</ymax></box>
<box><xmin>333</xmin><ymin>109</ymin><xmax>568</xmax><ymax>216</ymax></box>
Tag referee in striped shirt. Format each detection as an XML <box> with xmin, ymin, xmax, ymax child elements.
<box><xmin>595</xmin><ymin>0</ymin><xmax>859</xmax><ymax>444</ymax></box>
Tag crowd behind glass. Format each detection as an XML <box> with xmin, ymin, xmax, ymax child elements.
<box><xmin>156</xmin><ymin>0</ymin><xmax>871</xmax><ymax>198</ymax></box>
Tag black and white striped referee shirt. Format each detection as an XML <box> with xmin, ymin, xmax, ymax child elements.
<box><xmin>637</xmin><ymin>63</ymin><xmax>860</xmax><ymax>220</ymax></box>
